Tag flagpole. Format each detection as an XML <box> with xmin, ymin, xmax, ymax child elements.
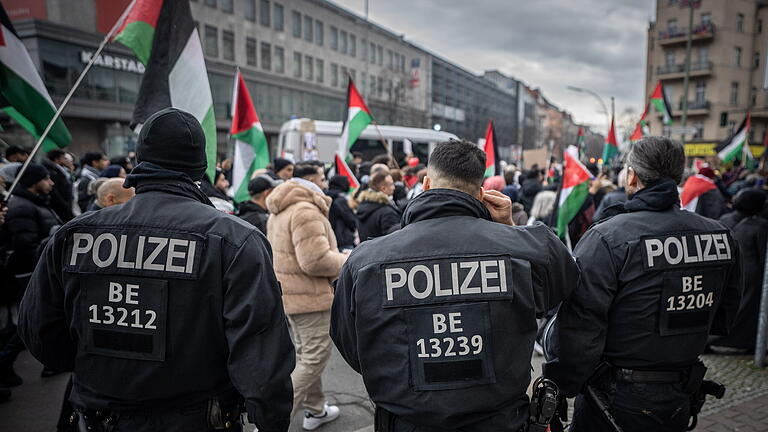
<box><xmin>3</xmin><ymin>0</ymin><xmax>136</xmax><ymax>201</ymax></box>
<box><xmin>370</xmin><ymin>119</ymin><xmax>392</xmax><ymax>155</ymax></box>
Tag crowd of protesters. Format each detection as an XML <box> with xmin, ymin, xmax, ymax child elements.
<box><xmin>1</xmin><ymin>140</ymin><xmax>768</xmax><ymax>429</ymax></box>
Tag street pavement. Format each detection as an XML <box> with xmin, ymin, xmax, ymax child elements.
<box><xmin>1</xmin><ymin>349</ymin><xmax>767</xmax><ymax>431</ymax></box>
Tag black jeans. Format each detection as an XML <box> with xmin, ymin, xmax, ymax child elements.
<box><xmin>570</xmin><ymin>381</ymin><xmax>690</xmax><ymax>432</ymax></box>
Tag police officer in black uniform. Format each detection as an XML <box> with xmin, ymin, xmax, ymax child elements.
<box><xmin>19</xmin><ymin>108</ymin><xmax>295</xmax><ymax>432</ymax></box>
<box><xmin>331</xmin><ymin>139</ymin><xmax>579</xmax><ymax>432</ymax></box>
<box><xmin>543</xmin><ymin>136</ymin><xmax>743</xmax><ymax>432</ymax></box>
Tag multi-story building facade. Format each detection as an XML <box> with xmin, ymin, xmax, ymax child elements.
<box><xmin>645</xmin><ymin>0</ymin><xmax>768</xmax><ymax>158</ymax></box>
<box><xmin>429</xmin><ymin>58</ymin><xmax>518</xmax><ymax>161</ymax></box>
<box><xmin>4</xmin><ymin>0</ymin><xmax>431</xmax><ymax>157</ymax></box>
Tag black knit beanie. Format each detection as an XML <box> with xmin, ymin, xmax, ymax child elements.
<box><xmin>273</xmin><ymin>158</ymin><xmax>293</xmax><ymax>174</ymax></box>
<box><xmin>136</xmin><ymin>108</ymin><xmax>207</xmax><ymax>181</ymax></box>
<box><xmin>734</xmin><ymin>188</ymin><xmax>766</xmax><ymax>215</ymax></box>
<box><xmin>18</xmin><ymin>163</ymin><xmax>50</xmax><ymax>188</ymax></box>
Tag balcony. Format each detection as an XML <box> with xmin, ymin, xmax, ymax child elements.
<box><xmin>657</xmin><ymin>99</ymin><xmax>711</xmax><ymax>118</ymax></box>
<box><xmin>658</xmin><ymin>22</ymin><xmax>715</xmax><ymax>46</ymax></box>
<box><xmin>656</xmin><ymin>60</ymin><xmax>713</xmax><ymax>80</ymax></box>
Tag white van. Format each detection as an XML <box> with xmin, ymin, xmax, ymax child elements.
<box><xmin>277</xmin><ymin>118</ymin><xmax>458</xmax><ymax>163</ymax></box>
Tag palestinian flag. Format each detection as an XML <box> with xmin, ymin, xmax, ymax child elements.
<box><xmin>556</xmin><ymin>145</ymin><xmax>592</xmax><ymax>238</ymax></box>
<box><xmin>230</xmin><ymin>68</ymin><xmax>269</xmax><ymax>203</ymax></box>
<box><xmin>338</xmin><ymin>79</ymin><xmax>372</xmax><ymax>160</ymax></box>
<box><xmin>651</xmin><ymin>81</ymin><xmax>673</xmax><ymax>125</ymax></box>
<box><xmin>680</xmin><ymin>174</ymin><xmax>716</xmax><ymax>212</ymax></box>
<box><xmin>483</xmin><ymin>120</ymin><xmax>500</xmax><ymax>177</ymax></box>
<box><xmin>576</xmin><ymin>126</ymin><xmax>585</xmax><ymax>159</ymax></box>
<box><xmin>717</xmin><ymin>114</ymin><xmax>751</xmax><ymax>163</ymax></box>
<box><xmin>630</xmin><ymin>102</ymin><xmax>649</xmax><ymax>142</ymax></box>
<box><xmin>602</xmin><ymin>115</ymin><xmax>619</xmax><ymax>165</ymax></box>
<box><xmin>116</xmin><ymin>0</ymin><xmax>217</xmax><ymax>182</ymax></box>
<box><xmin>334</xmin><ymin>152</ymin><xmax>360</xmax><ymax>193</ymax></box>
<box><xmin>0</xmin><ymin>4</ymin><xmax>71</xmax><ymax>150</ymax></box>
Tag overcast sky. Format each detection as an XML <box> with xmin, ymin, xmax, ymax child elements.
<box><xmin>331</xmin><ymin>0</ymin><xmax>657</xmax><ymax>132</ymax></box>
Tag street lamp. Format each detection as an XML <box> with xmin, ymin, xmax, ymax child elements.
<box><xmin>567</xmin><ymin>85</ymin><xmax>611</xmax><ymax>129</ymax></box>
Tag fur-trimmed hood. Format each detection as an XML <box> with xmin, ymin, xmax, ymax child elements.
<box><xmin>266</xmin><ymin>179</ymin><xmax>331</xmax><ymax>216</ymax></box>
<box><xmin>357</xmin><ymin>189</ymin><xmax>391</xmax><ymax>205</ymax></box>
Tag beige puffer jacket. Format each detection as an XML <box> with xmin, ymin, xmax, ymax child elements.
<box><xmin>266</xmin><ymin>180</ymin><xmax>347</xmax><ymax>315</ymax></box>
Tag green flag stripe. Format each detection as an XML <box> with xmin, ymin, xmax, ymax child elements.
<box><xmin>0</xmin><ymin>64</ymin><xmax>70</xmax><ymax>149</ymax></box>
<box><xmin>346</xmin><ymin>109</ymin><xmax>372</xmax><ymax>150</ymax></box>
<box><xmin>201</xmin><ymin>106</ymin><xmax>217</xmax><ymax>183</ymax></box>
<box><xmin>556</xmin><ymin>182</ymin><xmax>589</xmax><ymax>238</ymax></box>
<box><xmin>232</xmin><ymin>127</ymin><xmax>270</xmax><ymax>203</ymax></box>
<box><xmin>115</xmin><ymin>20</ymin><xmax>156</xmax><ymax>66</ymax></box>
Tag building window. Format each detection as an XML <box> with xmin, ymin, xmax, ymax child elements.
<box><xmin>701</xmin><ymin>13</ymin><xmax>711</xmax><ymax>26</ymax></box>
<box><xmin>667</xmin><ymin>19</ymin><xmax>677</xmax><ymax>33</ymax></box>
<box><xmin>305</xmin><ymin>55</ymin><xmax>313</xmax><ymax>80</ymax></box>
<box><xmin>734</xmin><ymin>47</ymin><xmax>742</xmax><ymax>67</ymax></box>
<box><xmin>369</xmin><ymin>73</ymin><xmax>376</xmax><ymax>94</ymax></box>
<box><xmin>731</xmin><ymin>81</ymin><xmax>739</xmax><ymax>106</ymax></box>
<box><xmin>340</xmin><ymin>30</ymin><xmax>348</xmax><ymax>54</ymax></box>
<box><xmin>370</xmin><ymin>42</ymin><xmax>375</xmax><ymax>63</ymax></box>
<box><xmin>759</xmin><ymin>19</ymin><xmax>763</xmax><ymax>33</ymax></box>
<box><xmin>665</xmin><ymin>50</ymin><xmax>675</xmax><ymax>67</ymax></box>
<box><xmin>695</xmin><ymin>81</ymin><xmax>706</xmax><ymax>104</ymax></box>
<box><xmin>387</xmin><ymin>50</ymin><xmax>393</xmax><ymax>69</ymax></box>
<box><xmin>698</xmin><ymin>47</ymin><xmax>708</xmax><ymax>66</ymax></box>
<box><xmin>752</xmin><ymin>86</ymin><xmax>758</xmax><ymax>106</ymax></box>
<box><xmin>273</xmin><ymin>3</ymin><xmax>284</xmax><ymax>31</ymax></box>
<box><xmin>274</xmin><ymin>46</ymin><xmax>284</xmax><ymax>73</ymax></box>
<box><xmin>303</xmin><ymin>15</ymin><xmax>313</xmax><ymax>42</ymax></box>
<box><xmin>292</xmin><ymin>11</ymin><xmax>301</xmax><ymax>38</ymax></box>
<box><xmin>737</xmin><ymin>13</ymin><xmax>744</xmax><ymax>32</ymax></box>
<box><xmin>341</xmin><ymin>66</ymin><xmax>348</xmax><ymax>86</ymax></box>
<box><xmin>350</xmin><ymin>68</ymin><xmax>356</xmax><ymax>82</ymax></box>
<box><xmin>361</xmin><ymin>72</ymin><xmax>367</xmax><ymax>91</ymax></box>
<box><xmin>260</xmin><ymin>0</ymin><xmax>271</xmax><ymax>26</ymax></box>
<box><xmin>204</xmin><ymin>25</ymin><xmax>218</xmax><ymax>57</ymax></box>
<box><xmin>261</xmin><ymin>42</ymin><xmax>271</xmax><ymax>70</ymax></box>
<box><xmin>693</xmin><ymin>121</ymin><xmax>704</xmax><ymax>139</ymax></box>
<box><xmin>204</xmin><ymin>0</ymin><xmax>217</xmax><ymax>7</ymax></box>
<box><xmin>362</xmin><ymin>38</ymin><xmax>367</xmax><ymax>59</ymax></box>
<box><xmin>245</xmin><ymin>0</ymin><xmax>255</xmax><ymax>21</ymax></box>
<box><xmin>349</xmin><ymin>34</ymin><xmax>356</xmax><ymax>57</ymax></box>
<box><xmin>400</xmin><ymin>54</ymin><xmax>406</xmax><ymax>72</ymax></box>
<box><xmin>315</xmin><ymin>20</ymin><xmax>323</xmax><ymax>46</ymax></box>
<box><xmin>331</xmin><ymin>63</ymin><xmax>338</xmax><ymax>87</ymax></box>
<box><xmin>330</xmin><ymin>26</ymin><xmax>338</xmax><ymax>50</ymax></box>
<box><xmin>316</xmin><ymin>59</ymin><xmax>324</xmax><ymax>83</ymax></box>
<box><xmin>221</xmin><ymin>0</ymin><xmax>233</xmax><ymax>13</ymax></box>
<box><xmin>293</xmin><ymin>52</ymin><xmax>302</xmax><ymax>78</ymax></box>
<box><xmin>755</xmin><ymin>52</ymin><xmax>760</xmax><ymax>69</ymax></box>
<box><xmin>222</xmin><ymin>31</ymin><xmax>235</xmax><ymax>61</ymax></box>
<box><xmin>246</xmin><ymin>38</ymin><xmax>257</xmax><ymax>66</ymax></box>
<box><xmin>377</xmin><ymin>76</ymin><xmax>383</xmax><ymax>96</ymax></box>
<box><xmin>377</xmin><ymin>45</ymin><xmax>383</xmax><ymax>66</ymax></box>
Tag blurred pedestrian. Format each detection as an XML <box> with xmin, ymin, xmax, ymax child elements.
<box><xmin>2</xmin><ymin>146</ymin><xmax>29</xmax><ymax>164</ymax></box>
<box><xmin>238</xmin><ymin>175</ymin><xmax>282</xmax><ymax>235</ymax></box>
<box><xmin>269</xmin><ymin>158</ymin><xmax>295</xmax><ymax>181</ymax></box>
<box><xmin>86</xmin><ymin>178</ymin><xmax>135</xmax><ymax>212</ymax></box>
<box><xmin>594</xmin><ymin>168</ymin><xmax>628</xmax><ymax>223</ymax></box>
<box><xmin>326</xmin><ymin>175</ymin><xmax>357</xmax><ymax>251</ymax></box>
<box><xmin>356</xmin><ymin>171</ymin><xmax>401</xmax><ymax>242</ymax></box>
<box><xmin>99</xmin><ymin>164</ymin><xmax>126</xmax><ymax>178</ymax></box>
<box><xmin>43</xmin><ymin>149</ymin><xmax>75</xmax><ymax>222</ymax></box>
<box><xmin>76</xmin><ymin>152</ymin><xmax>109</xmax><ymax>212</ymax></box>
<box><xmin>520</xmin><ymin>168</ymin><xmax>543</xmax><ymax>215</ymax></box>
<box><xmin>266</xmin><ymin>162</ymin><xmax>347</xmax><ymax>429</ymax></box>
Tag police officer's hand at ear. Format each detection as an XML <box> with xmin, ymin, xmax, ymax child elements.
<box><xmin>482</xmin><ymin>189</ymin><xmax>514</xmax><ymax>226</ymax></box>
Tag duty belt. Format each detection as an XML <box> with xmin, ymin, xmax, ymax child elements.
<box><xmin>611</xmin><ymin>367</ymin><xmax>685</xmax><ymax>384</ymax></box>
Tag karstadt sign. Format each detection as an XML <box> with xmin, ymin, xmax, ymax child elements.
<box><xmin>80</xmin><ymin>51</ymin><xmax>145</xmax><ymax>74</ymax></box>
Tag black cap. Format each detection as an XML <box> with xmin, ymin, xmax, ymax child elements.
<box><xmin>248</xmin><ymin>175</ymin><xmax>283</xmax><ymax>195</ymax></box>
<box><xmin>734</xmin><ymin>188</ymin><xmax>766</xmax><ymax>215</ymax></box>
<box><xmin>136</xmin><ymin>108</ymin><xmax>207</xmax><ymax>180</ymax></box>
<box><xmin>18</xmin><ymin>163</ymin><xmax>50</xmax><ymax>188</ymax></box>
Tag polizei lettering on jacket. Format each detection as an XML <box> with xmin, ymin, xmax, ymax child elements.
<box><xmin>66</xmin><ymin>229</ymin><xmax>204</xmax><ymax>278</ymax></box>
<box><xmin>381</xmin><ymin>255</ymin><xmax>526</xmax><ymax>308</ymax></box>
<box><xmin>641</xmin><ymin>231</ymin><xmax>733</xmax><ymax>270</ymax></box>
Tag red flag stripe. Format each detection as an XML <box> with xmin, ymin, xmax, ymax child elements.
<box><xmin>230</xmin><ymin>70</ymin><xmax>260</xmax><ymax>135</ymax></box>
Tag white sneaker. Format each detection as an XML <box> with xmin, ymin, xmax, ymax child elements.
<box><xmin>302</xmin><ymin>404</ymin><xmax>341</xmax><ymax>430</ymax></box>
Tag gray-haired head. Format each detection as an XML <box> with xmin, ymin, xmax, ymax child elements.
<box><xmin>626</xmin><ymin>136</ymin><xmax>685</xmax><ymax>186</ymax></box>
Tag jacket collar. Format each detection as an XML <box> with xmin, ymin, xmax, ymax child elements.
<box><xmin>239</xmin><ymin>200</ymin><xmax>268</xmax><ymax>214</ymax></box>
<box><xmin>11</xmin><ymin>187</ymin><xmax>50</xmax><ymax>206</ymax></box>
<box><xmin>401</xmin><ymin>188</ymin><xmax>491</xmax><ymax>227</ymax></box>
<box><xmin>601</xmin><ymin>178</ymin><xmax>680</xmax><ymax>220</ymax></box>
<box><xmin>124</xmin><ymin>162</ymin><xmax>213</xmax><ymax>207</ymax></box>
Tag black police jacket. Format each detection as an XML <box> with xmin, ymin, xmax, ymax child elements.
<box><xmin>18</xmin><ymin>164</ymin><xmax>295</xmax><ymax>432</ymax></box>
<box><xmin>544</xmin><ymin>179</ymin><xmax>742</xmax><ymax>397</ymax></box>
<box><xmin>331</xmin><ymin>188</ymin><xmax>579</xmax><ymax>431</ymax></box>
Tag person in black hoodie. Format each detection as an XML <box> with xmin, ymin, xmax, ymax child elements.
<box><xmin>1</xmin><ymin>163</ymin><xmax>61</xmax><ymax>387</ymax></box>
<box><xmin>42</xmin><ymin>149</ymin><xmax>75</xmax><ymax>222</ymax></box>
<box><xmin>356</xmin><ymin>171</ymin><xmax>401</xmax><ymax>242</ymax></box>
<box><xmin>238</xmin><ymin>175</ymin><xmax>282</xmax><ymax>235</ymax></box>
<box><xmin>327</xmin><ymin>175</ymin><xmax>357</xmax><ymax>250</ymax></box>
<box><xmin>519</xmin><ymin>168</ymin><xmax>542</xmax><ymax>215</ymax></box>
<box><xmin>709</xmin><ymin>188</ymin><xmax>768</xmax><ymax>352</ymax></box>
